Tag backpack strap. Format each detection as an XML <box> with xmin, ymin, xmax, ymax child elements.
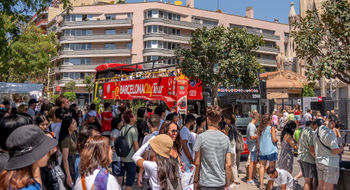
<box><xmin>122</xmin><ymin>126</ymin><xmax>134</xmax><ymax>150</ymax></box>
<box><xmin>82</xmin><ymin>176</ymin><xmax>87</xmax><ymax>190</ymax></box>
<box><xmin>316</xmin><ymin>128</ymin><xmax>332</xmax><ymax>151</ymax></box>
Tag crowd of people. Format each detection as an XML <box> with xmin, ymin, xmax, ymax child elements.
<box><xmin>0</xmin><ymin>96</ymin><xmax>347</xmax><ymax>190</ymax></box>
<box><xmin>245</xmin><ymin>107</ymin><xmax>345</xmax><ymax>190</ymax></box>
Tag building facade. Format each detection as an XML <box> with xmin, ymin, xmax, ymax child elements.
<box><xmin>42</xmin><ymin>1</ymin><xmax>289</xmax><ymax>102</ymax></box>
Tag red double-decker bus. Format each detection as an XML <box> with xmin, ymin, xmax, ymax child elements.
<box><xmin>93</xmin><ymin>59</ymin><xmax>204</xmax><ymax>114</ymax></box>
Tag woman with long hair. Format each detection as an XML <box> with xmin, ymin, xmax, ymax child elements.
<box><xmin>75</xmin><ymin>136</ymin><xmax>121</xmax><ymax>190</ymax></box>
<box><xmin>136</xmin><ymin>107</ymin><xmax>149</xmax><ymax>145</ymax></box>
<box><xmin>132</xmin><ymin>134</ymin><xmax>181</xmax><ymax>190</ymax></box>
<box><xmin>159</xmin><ymin>120</ymin><xmax>182</xmax><ymax>164</ymax></box>
<box><xmin>257</xmin><ymin>114</ymin><xmax>278</xmax><ymax>189</ymax></box>
<box><xmin>35</xmin><ymin>114</ymin><xmax>49</xmax><ymax>132</ymax></box>
<box><xmin>277</xmin><ymin>121</ymin><xmax>298</xmax><ymax>174</ymax></box>
<box><xmin>58</xmin><ymin>116</ymin><xmax>78</xmax><ymax>189</ymax></box>
<box><xmin>223</xmin><ymin>113</ymin><xmax>241</xmax><ymax>187</ymax></box>
<box><xmin>0</xmin><ymin>125</ymin><xmax>57</xmax><ymax>190</ymax></box>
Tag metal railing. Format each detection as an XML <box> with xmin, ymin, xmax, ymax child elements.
<box><xmin>60</xmin><ymin>34</ymin><xmax>132</xmax><ymax>42</ymax></box>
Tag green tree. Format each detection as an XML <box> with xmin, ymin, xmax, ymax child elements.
<box><xmin>176</xmin><ymin>26</ymin><xmax>264</xmax><ymax>105</ymax></box>
<box><xmin>65</xmin><ymin>81</ymin><xmax>76</xmax><ymax>92</ymax></box>
<box><xmin>292</xmin><ymin>0</ymin><xmax>350</xmax><ymax>84</ymax></box>
<box><xmin>83</xmin><ymin>74</ymin><xmax>95</xmax><ymax>105</ymax></box>
<box><xmin>64</xmin><ymin>92</ymin><xmax>76</xmax><ymax>102</ymax></box>
<box><xmin>0</xmin><ymin>0</ymin><xmax>71</xmax><ymax>76</ymax></box>
<box><xmin>302</xmin><ymin>85</ymin><xmax>316</xmax><ymax>97</ymax></box>
<box><xmin>0</xmin><ymin>23</ymin><xmax>57</xmax><ymax>83</ymax></box>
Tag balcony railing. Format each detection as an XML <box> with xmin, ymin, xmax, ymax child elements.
<box><xmin>258</xmin><ymin>46</ymin><xmax>280</xmax><ymax>53</ymax></box>
<box><xmin>61</xmin><ymin>19</ymin><xmax>132</xmax><ymax>28</ymax></box>
<box><xmin>59</xmin><ymin>48</ymin><xmax>131</xmax><ymax>57</ymax></box>
<box><xmin>257</xmin><ymin>58</ymin><xmax>277</xmax><ymax>67</ymax></box>
<box><xmin>245</xmin><ymin>28</ymin><xmax>280</xmax><ymax>41</ymax></box>
<box><xmin>143</xmin><ymin>33</ymin><xmax>191</xmax><ymax>43</ymax></box>
<box><xmin>144</xmin><ymin>18</ymin><xmax>208</xmax><ymax>30</ymax></box>
<box><xmin>143</xmin><ymin>48</ymin><xmax>175</xmax><ymax>56</ymax></box>
<box><xmin>60</xmin><ymin>34</ymin><xmax>132</xmax><ymax>43</ymax></box>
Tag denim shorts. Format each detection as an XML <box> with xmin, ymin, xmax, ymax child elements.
<box><xmin>250</xmin><ymin>151</ymin><xmax>258</xmax><ymax>162</ymax></box>
<box><xmin>259</xmin><ymin>152</ymin><xmax>278</xmax><ymax>161</ymax></box>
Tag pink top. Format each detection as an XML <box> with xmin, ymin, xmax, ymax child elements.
<box><xmin>272</xmin><ymin>115</ymin><xmax>278</xmax><ymax>125</ymax></box>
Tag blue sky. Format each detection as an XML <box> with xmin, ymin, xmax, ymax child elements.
<box><xmin>127</xmin><ymin>0</ymin><xmax>300</xmax><ymax>24</ymax></box>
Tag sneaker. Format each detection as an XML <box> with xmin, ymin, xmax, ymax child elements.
<box><xmin>230</xmin><ymin>183</ymin><xmax>240</xmax><ymax>188</ymax></box>
<box><xmin>247</xmin><ymin>180</ymin><xmax>255</xmax><ymax>185</ymax></box>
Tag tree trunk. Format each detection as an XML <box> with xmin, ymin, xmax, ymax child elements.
<box><xmin>212</xmin><ymin>84</ymin><xmax>219</xmax><ymax>106</ymax></box>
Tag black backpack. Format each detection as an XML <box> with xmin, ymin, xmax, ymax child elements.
<box><xmin>114</xmin><ymin>126</ymin><xmax>134</xmax><ymax>157</ymax></box>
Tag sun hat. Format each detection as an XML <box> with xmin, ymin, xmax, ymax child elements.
<box><xmin>149</xmin><ymin>134</ymin><xmax>173</xmax><ymax>159</ymax></box>
<box><xmin>6</xmin><ymin>125</ymin><xmax>58</xmax><ymax>170</ymax></box>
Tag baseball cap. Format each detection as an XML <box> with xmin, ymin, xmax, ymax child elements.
<box><xmin>6</xmin><ymin>125</ymin><xmax>58</xmax><ymax>170</ymax></box>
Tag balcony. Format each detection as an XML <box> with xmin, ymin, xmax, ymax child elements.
<box><xmin>143</xmin><ymin>48</ymin><xmax>175</xmax><ymax>56</ymax></box>
<box><xmin>245</xmin><ymin>28</ymin><xmax>280</xmax><ymax>41</ymax></box>
<box><xmin>60</xmin><ymin>34</ymin><xmax>132</xmax><ymax>44</ymax></box>
<box><xmin>59</xmin><ymin>48</ymin><xmax>131</xmax><ymax>58</ymax></box>
<box><xmin>144</xmin><ymin>18</ymin><xmax>207</xmax><ymax>30</ymax></box>
<box><xmin>257</xmin><ymin>46</ymin><xmax>280</xmax><ymax>54</ymax></box>
<box><xmin>257</xmin><ymin>58</ymin><xmax>277</xmax><ymax>67</ymax></box>
<box><xmin>143</xmin><ymin>33</ymin><xmax>190</xmax><ymax>43</ymax></box>
<box><xmin>60</xmin><ymin>19</ymin><xmax>132</xmax><ymax>29</ymax></box>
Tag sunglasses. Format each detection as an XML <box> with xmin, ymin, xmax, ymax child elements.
<box><xmin>168</xmin><ymin>129</ymin><xmax>179</xmax><ymax>134</ymax></box>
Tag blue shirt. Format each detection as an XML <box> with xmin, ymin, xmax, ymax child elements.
<box><xmin>247</xmin><ymin>122</ymin><xmax>257</xmax><ymax>152</ymax></box>
<box><xmin>19</xmin><ymin>181</ymin><xmax>41</xmax><ymax>190</ymax></box>
<box><xmin>259</xmin><ymin>126</ymin><xmax>278</xmax><ymax>156</ymax></box>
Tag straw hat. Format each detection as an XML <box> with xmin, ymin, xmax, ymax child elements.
<box><xmin>149</xmin><ymin>134</ymin><xmax>173</xmax><ymax>158</ymax></box>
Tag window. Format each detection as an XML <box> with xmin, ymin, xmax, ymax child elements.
<box><xmin>262</xmin><ymin>29</ymin><xmax>275</xmax><ymax>35</ymax></box>
<box><xmin>127</xmin><ymin>13</ymin><xmax>133</xmax><ymax>18</ymax></box>
<box><xmin>153</xmin><ymin>25</ymin><xmax>158</xmax><ymax>33</ymax></box>
<box><xmin>230</xmin><ymin>24</ymin><xmax>244</xmax><ymax>29</ymax></box>
<box><xmin>203</xmin><ymin>19</ymin><xmax>218</xmax><ymax>26</ymax></box>
<box><xmin>127</xmin><ymin>43</ymin><xmax>132</xmax><ymax>49</ymax></box>
<box><xmin>147</xmin><ymin>10</ymin><xmax>152</xmax><ymax>18</ymax></box>
<box><xmin>152</xmin><ymin>10</ymin><xmax>159</xmax><ymax>18</ymax></box>
<box><xmin>104</xmin><ymin>43</ymin><xmax>115</xmax><ymax>49</ymax></box>
<box><xmin>194</xmin><ymin>18</ymin><xmax>201</xmax><ymax>24</ymax></box>
<box><xmin>63</xmin><ymin>73</ymin><xmax>69</xmax><ymax>79</ymax></box>
<box><xmin>67</xmin><ymin>43</ymin><xmax>91</xmax><ymax>50</ymax></box>
<box><xmin>64</xmin><ymin>14</ymin><xmax>82</xmax><ymax>22</ymax></box>
<box><xmin>104</xmin><ymin>57</ymin><xmax>116</xmax><ymax>63</ymax></box>
<box><xmin>105</xmin><ymin>14</ymin><xmax>116</xmax><ymax>20</ymax></box>
<box><xmin>147</xmin><ymin>26</ymin><xmax>152</xmax><ymax>33</ymax></box>
<box><xmin>82</xmin><ymin>14</ymin><xmax>93</xmax><ymax>21</ymax></box>
<box><xmin>64</xmin><ymin>29</ymin><xmax>92</xmax><ymax>36</ymax></box>
<box><xmin>128</xmin><ymin>28</ymin><xmax>132</xmax><ymax>34</ymax></box>
<box><xmin>105</xmin><ymin>29</ymin><xmax>116</xmax><ymax>35</ymax></box>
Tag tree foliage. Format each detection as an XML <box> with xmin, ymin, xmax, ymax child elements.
<box><xmin>0</xmin><ymin>0</ymin><xmax>71</xmax><ymax>68</ymax></box>
<box><xmin>176</xmin><ymin>26</ymin><xmax>264</xmax><ymax>104</ymax></box>
<box><xmin>292</xmin><ymin>0</ymin><xmax>350</xmax><ymax>84</ymax></box>
<box><xmin>83</xmin><ymin>74</ymin><xmax>95</xmax><ymax>104</ymax></box>
<box><xmin>0</xmin><ymin>23</ymin><xmax>57</xmax><ymax>82</ymax></box>
<box><xmin>65</xmin><ymin>81</ymin><xmax>76</xmax><ymax>92</ymax></box>
<box><xmin>302</xmin><ymin>85</ymin><xmax>316</xmax><ymax>97</ymax></box>
<box><xmin>63</xmin><ymin>92</ymin><xmax>76</xmax><ymax>102</ymax></box>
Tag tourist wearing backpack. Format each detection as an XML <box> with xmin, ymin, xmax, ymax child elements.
<box><xmin>119</xmin><ymin>111</ymin><xmax>139</xmax><ymax>190</ymax></box>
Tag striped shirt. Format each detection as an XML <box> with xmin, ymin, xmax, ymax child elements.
<box><xmin>193</xmin><ymin>129</ymin><xmax>231</xmax><ymax>187</ymax></box>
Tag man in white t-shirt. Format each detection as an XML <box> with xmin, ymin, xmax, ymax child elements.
<box><xmin>180</xmin><ymin>114</ymin><xmax>196</xmax><ymax>164</ymax></box>
<box><xmin>266</xmin><ymin>167</ymin><xmax>294</xmax><ymax>190</ymax></box>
